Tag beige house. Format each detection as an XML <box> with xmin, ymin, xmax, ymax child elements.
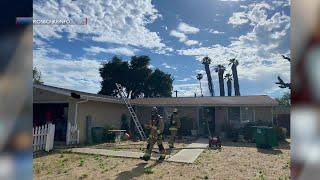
<box><xmin>131</xmin><ymin>96</ymin><xmax>278</xmax><ymax>136</ymax></box>
<box><xmin>33</xmin><ymin>84</ymin><xmax>279</xmax><ymax>145</ymax></box>
<box><xmin>33</xmin><ymin>84</ymin><xmax>128</xmax><ymax>144</ymax></box>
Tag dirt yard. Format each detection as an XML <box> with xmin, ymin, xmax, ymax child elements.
<box><xmin>33</xmin><ymin>140</ymin><xmax>290</xmax><ymax>180</ymax></box>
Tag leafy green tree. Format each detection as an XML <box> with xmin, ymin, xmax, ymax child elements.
<box><xmin>228</xmin><ymin>58</ymin><xmax>241</xmax><ymax>96</ymax></box>
<box><xmin>202</xmin><ymin>56</ymin><xmax>215</xmax><ymax>96</ymax></box>
<box><xmin>275</xmin><ymin>92</ymin><xmax>291</xmax><ymax>106</ymax></box>
<box><xmin>215</xmin><ymin>64</ymin><xmax>226</xmax><ymax>96</ymax></box>
<box><xmin>99</xmin><ymin>56</ymin><xmax>173</xmax><ymax>99</ymax></box>
<box><xmin>99</xmin><ymin>56</ymin><xmax>130</xmax><ymax>97</ymax></box>
<box><xmin>33</xmin><ymin>67</ymin><xmax>43</xmax><ymax>84</ymax></box>
<box><xmin>144</xmin><ymin>69</ymin><xmax>173</xmax><ymax>97</ymax></box>
<box><xmin>224</xmin><ymin>73</ymin><xmax>233</xmax><ymax>96</ymax></box>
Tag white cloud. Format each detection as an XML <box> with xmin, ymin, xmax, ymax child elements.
<box><xmin>162</xmin><ymin>63</ymin><xmax>177</xmax><ymax>70</ymax></box>
<box><xmin>228</xmin><ymin>12</ymin><xmax>249</xmax><ymax>26</ymax></box>
<box><xmin>228</xmin><ymin>2</ymin><xmax>274</xmax><ymax>26</ymax></box>
<box><xmin>177</xmin><ymin>78</ymin><xmax>191</xmax><ymax>82</ymax></box>
<box><xmin>184</xmin><ymin>40</ymin><xmax>199</xmax><ymax>46</ymax></box>
<box><xmin>33</xmin><ymin>0</ymin><xmax>166</xmax><ymax>50</ymax></box>
<box><xmin>83</xmin><ymin>46</ymin><xmax>137</xmax><ymax>56</ymax></box>
<box><xmin>178</xmin><ymin>1</ymin><xmax>290</xmax><ymax>96</ymax></box>
<box><xmin>170</xmin><ymin>30</ymin><xmax>187</xmax><ymax>42</ymax></box>
<box><xmin>170</xmin><ymin>22</ymin><xmax>200</xmax><ymax>46</ymax></box>
<box><xmin>209</xmin><ymin>29</ymin><xmax>225</xmax><ymax>34</ymax></box>
<box><xmin>34</xmin><ymin>47</ymin><xmax>102</xmax><ymax>93</ymax></box>
<box><xmin>177</xmin><ymin>22</ymin><xmax>200</xmax><ymax>34</ymax></box>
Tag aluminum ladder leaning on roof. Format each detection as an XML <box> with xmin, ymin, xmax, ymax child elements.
<box><xmin>115</xmin><ymin>83</ymin><xmax>146</xmax><ymax>140</ymax></box>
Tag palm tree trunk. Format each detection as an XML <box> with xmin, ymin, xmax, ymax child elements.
<box><xmin>232</xmin><ymin>65</ymin><xmax>241</xmax><ymax>96</ymax></box>
<box><xmin>199</xmin><ymin>81</ymin><xmax>203</xmax><ymax>96</ymax></box>
<box><xmin>205</xmin><ymin>65</ymin><xmax>214</xmax><ymax>96</ymax></box>
<box><xmin>218</xmin><ymin>72</ymin><xmax>225</xmax><ymax>96</ymax></box>
<box><xmin>227</xmin><ymin>80</ymin><xmax>232</xmax><ymax>96</ymax></box>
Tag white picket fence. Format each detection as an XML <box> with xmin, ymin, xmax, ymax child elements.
<box><xmin>33</xmin><ymin>123</ymin><xmax>55</xmax><ymax>152</ymax></box>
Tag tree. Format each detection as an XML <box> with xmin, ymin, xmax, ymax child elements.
<box><xmin>33</xmin><ymin>67</ymin><xmax>43</xmax><ymax>84</ymax></box>
<box><xmin>214</xmin><ymin>65</ymin><xmax>226</xmax><ymax>96</ymax></box>
<box><xmin>275</xmin><ymin>55</ymin><xmax>291</xmax><ymax>89</ymax></box>
<box><xmin>224</xmin><ymin>73</ymin><xmax>233</xmax><ymax>96</ymax></box>
<box><xmin>99</xmin><ymin>56</ymin><xmax>173</xmax><ymax>99</ymax></box>
<box><xmin>127</xmin><ymin>56</ymin><xmax>152</xmax><ymax>98</ymax></box>
<box><xmin>202</xmin><ymin>56</ymin><xmax>215</xmax><ymax>96</ymax></box>
<box><xmin>144</xmin><ymin>69</ymin><xmax>173</xmax><ymax>97</ymax></box>
<box><xmin>275</xmin><ymin>92</ymin><xmax>291</xmax><ymax>106</ymax></box>
<box><xmin>99</xmin><ymin>56</ymin><xmax>130</xmax><ymax>97</ymax></box>
<box><xmin>196</xmin><ymin>73</ymin><xmax>203</xmax><ymax>97</ymax></box>
<box><xmin>228</xmin><ymin>58</ymin><xmax>241</xmax><ymax>96</ymax></box>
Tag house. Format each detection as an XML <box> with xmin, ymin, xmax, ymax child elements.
<box><xmin>131</xmin><ymin>96</ymin><xmax>278</xmax><ymax>136</ymax></box>
<box><xmin>33</xmin><ymin>84</ymin><xmax>128</xmax><ymax>145</ymax></box>
<box><xmin>33</xmin><ymin>84</ymin><xmax>279</xmax><ymax>145</ymax></box>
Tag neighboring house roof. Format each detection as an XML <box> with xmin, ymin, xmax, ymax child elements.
<box><xmin>34</xmin><ymin>84</ymin><xmax>278</xmax><ymax>106</ymax></box>
<box><xmin>131</xmin><ymin>96</ymin><xmax>278</xmax><ymax>107</ymax></box>
<box><xmin>34</xmin><ymin>84</ymin><xmax>123</xmax><ymax>104</ymax></box>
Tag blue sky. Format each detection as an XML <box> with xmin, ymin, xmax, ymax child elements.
<box><xmin>33</xmin><ymin>0</ymin><xmax>290</xmax><ymax>98</ymax></box>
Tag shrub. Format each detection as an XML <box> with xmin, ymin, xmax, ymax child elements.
<box><xmin>120</xmin><ymin>114</ymin><xmax>129</xmax><ymax>132</ymax></box>
<box><xmin>224</xmin><ymin>124</ymin><xmax>239</xmax><ymax>142</ymax></box>
<box><xmin>273</xmin><ymin>126</ymin><xmax>287</xmax><ymax>141</ymax></box>
<box><xmin>104</xmin><ymin>125</ymin><xmax>116</xmax><ymax>142</ymax></box>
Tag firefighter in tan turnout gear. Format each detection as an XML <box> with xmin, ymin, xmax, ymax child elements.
<box><xmin>168</xmin><ymin>108</ymin><xmax>181</xmax><ymax>150</ymax></box>
<box><xmin>141</xmin><ymin>107</ymin><xmax>166</xmax><ymax>161</ymax></box>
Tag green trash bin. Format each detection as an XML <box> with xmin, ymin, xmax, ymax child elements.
<box><xmin>255</xmin><ymin>126</ymin><xmax>278</xmax><ymax>149</ymax></box>
<box><xmin>91</xmin><ymin>127</ymin><xmax>105</xmax><ymax>143</ymax></box>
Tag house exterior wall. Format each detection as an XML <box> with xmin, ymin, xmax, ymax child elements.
<box><xmin>76</xmin><ymin>101</ymin><xmax>128</xmax><ymax>144</ymax></box>
<box><xmin>254</xmin><ymin>107</ymin><xmax>273</xmax><ymax>123</ymax></box>
<box><xmin>135</xmin><ymin>106</ymin><xmax>198</xmax><ymax>135</ymax></box>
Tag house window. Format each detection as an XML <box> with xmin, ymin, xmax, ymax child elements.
<box><xmin>228</xmin><ymin>107</ymin><xmax>240</xmax><ymax>122</ymax></box>
<box><xmin>240</xmin><ymin>107</ymin><xmax>254</xmax><ymax>123</ymax></box>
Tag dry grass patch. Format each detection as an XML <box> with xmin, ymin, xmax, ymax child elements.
<box><xmin>33</xmin><ymin>140</ymin><xmax>290</xmax><ymax>180</ymax></box>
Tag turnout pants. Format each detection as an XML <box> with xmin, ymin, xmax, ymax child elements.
<box><xmin>169</xmin><ymin>129</ymin><xmax>178</xmax><ymax>148</ymax></box>
<box><xmin>143</xmin><ymin>133</ymin><xmax>165</xmax><ymax>159</ymax></box>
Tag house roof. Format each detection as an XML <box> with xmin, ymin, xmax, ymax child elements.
<box><xmin>131</xmin><ymin>96</ymin><xmax>278</xmax><ymax>107</ymax></box>
<box><xmin>34</xmin><ymin>84</ymin><xmax>278</xmax><ymax>106</ymax></box>
<box><xmin>34</xmin><ymin>84</ymin><xmax>123</xmax><ymax>104</ymax></box>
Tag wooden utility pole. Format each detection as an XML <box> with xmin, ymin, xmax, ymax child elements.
<box><xmin>174</xmin><ymin>90</ymin><xmax>178</xmax><ymax>97</ymax></box>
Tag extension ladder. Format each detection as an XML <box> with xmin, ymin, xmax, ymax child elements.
<box><xmin>115</xmin><ymin>83</ymin><xmax>146</xmax><ymax>140</ymax></box>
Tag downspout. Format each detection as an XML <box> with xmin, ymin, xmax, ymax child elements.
<box><xmin>74</xmin><ymin>98</ymin><xmax>89</xmax><ymax>126</ymax></box>
<box><xmin>68</xmin><ymin>98</ymin><xmax>88</xmax><ymax>145</ymax></box>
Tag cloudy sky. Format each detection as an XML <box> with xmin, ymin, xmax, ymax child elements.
<box><xmin>33</xmin><ymin>0</ymin><xmax>290</xmax><ymax>98</ymax></box>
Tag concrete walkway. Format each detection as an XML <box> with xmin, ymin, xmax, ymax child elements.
<box><xmin>167</xmin><ymin>138</ymin><xmax>208</xmax><ymax>163</ymax></box>
<box><xmin>69</xmin><ymin>138</ymin><xmax>208</xmax><ymax>164</ymax></box>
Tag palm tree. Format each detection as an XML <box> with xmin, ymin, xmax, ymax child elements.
<box><xmin>214</xmin><ymin>65</ymin><xmax>226</xmax><ymax>96</ymax></box>
<box><xmin>224</xmin><ymin>73</ymin><xmax>233</xmax><ymax>96</ymax></box>
<box><xmin>196</xmin><ymin>73</ymin><xmax>203</xmax><ymax>97</ymax></box>
<box><xmin>228</xmin><ymin>58</ymin><xmax>240</xmax><ymax>96</ymax></box>
<box><xmin>202</xmin><ymin>56</ymin><xmax>215</xmax><ymax>96</ymax></box>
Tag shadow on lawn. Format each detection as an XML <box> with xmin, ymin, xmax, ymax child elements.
<box><xmin>221</xmin><ymin>140</ymin><xmax>290</xmax><ymax>150</ymax></box>
<box><xmin>115</xmin><ymin>161</ymin><xmax>160</xmax><ymax>180</ymax></box>
<box><xmin>257</xmin><ymin>148</ymin><xmax>283</xmax><ymax>155</ymax></box>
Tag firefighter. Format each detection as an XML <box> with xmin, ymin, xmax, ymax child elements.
<box><xmin>168</xmin><ymin>108</ymin><xmax>181</xmax><ymax>150</ymax></box>
<box><xmin>141</xmin><ymin>107</ymin><xmax>166</xmax><ymax>161</ymax></box>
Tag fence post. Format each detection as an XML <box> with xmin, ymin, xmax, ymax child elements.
<box><xmin>45</xmin><ymin>123</ymin><xmax>55</xmax><ymax>152</ymax></box>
